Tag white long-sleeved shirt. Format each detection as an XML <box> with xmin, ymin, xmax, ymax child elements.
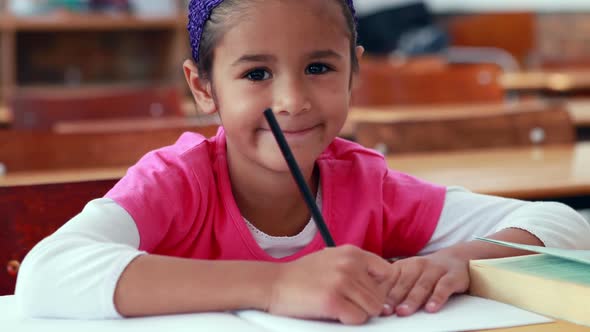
<box><xmin>15</xmin><ymin>186</ymin><xmax>590</xmax><ymax>319</ymax></box>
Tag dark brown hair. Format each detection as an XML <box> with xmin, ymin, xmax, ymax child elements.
<box><xmin>196</xmin><ymin>0</ymin><xmax>358</xmax><ymax>82</ymax></box>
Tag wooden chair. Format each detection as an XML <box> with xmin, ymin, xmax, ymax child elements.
<box><xmin>10</xmin><ymin>85</ymin><xmax>184</xmax><ymax>129</ymax></box>
<box><xmin>354</xmin><ymin>101</ymin><xmax>575</xmax><ymax>154</ymax></box>
<box><xmin>352</xmin><ymin>57</ymin><xmax>505</xmax><ymax>106</ymax></box>
<box><xmin>0</xmin><ymin>119</ymin><xmax>219</xmax><ymax>172</ymax></box>
<box><xmin>0</xmin><ymin>178</ymin><xmax>118</xmax><ymax>295</ymax></box>
<box><xmin>445</xmin><ymin>12</ymin><xmax>536</xmax><ymax>67</ymax></box>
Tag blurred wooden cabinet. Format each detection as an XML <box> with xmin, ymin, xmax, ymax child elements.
<box><xmin>0</xmin><ymin>0</ymin><xmax>190</xmax><ymax>110</ymax></box>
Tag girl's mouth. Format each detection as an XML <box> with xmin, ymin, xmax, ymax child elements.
<box><xmin>258</xmin><ymin>124</ymin><xmax>323</xmax><ymax>141</ymax></box>
<box><xmin>282</xmin><ymin>124</ymin><xmax>321</xmax><ymax>135</ymax></box>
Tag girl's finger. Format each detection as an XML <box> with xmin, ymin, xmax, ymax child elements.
<box><xmin>386</xmin><ymin>262</ymin><xmax>421</xmax><ymax>309</ymax></box>
<box><xmin>395</xmin><ymin>268</ymin><xmax>444</xmax><ymax>316</ymax></box>
<box><xmin>361</xmin><ymin>250</ymin><xmax>395</xmax><ymax>282</ymax></box>
<box><xmin>381</xmin><ymin>264</ymin><xmax>400</xmax><ymax>309</ymax></box>
<box><xmin>424</xmin><ymin>273</ymin><xmax>467</xmax><ymax>313</ymax></box>
<box><xmin>330</xmin><ymin>295</ymin><xmax>371</xmax><ymax>325</ymax></box>
<box><xmin>347</xmin><ymin>274</ymin><xmax>385</xmax><ymax>318</ymax></box>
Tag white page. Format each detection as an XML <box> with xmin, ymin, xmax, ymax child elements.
<box><xmin>476</xmin><ymin>237</ymin><xmax>590</xmax><ymax>265</ymax></box>
<box><xmin>237</xmin><ymin>295</ymin><xmax>552</xmax><ymax>332</ymax></box>
<box><xmin>0</xmin><ymin>296</ymin><xmax>268</xmax><ymax>332</ymax></box>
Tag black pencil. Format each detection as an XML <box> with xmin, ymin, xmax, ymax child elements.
<box><xmin>263</xmin><ymin>109</ymin><xmax>336</xmax><ymax>247</ymax></box>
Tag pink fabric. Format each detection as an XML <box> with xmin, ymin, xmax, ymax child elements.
<box><xmin>106</xmin><ymin>127</ymin><xmax>446</xmax><ymax>261</ymax></box>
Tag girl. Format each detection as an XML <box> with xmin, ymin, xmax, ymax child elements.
<box><xmin>16</xmin><ymin>0</ymin><xmax>590</xmax><ymax>325</ymax></box>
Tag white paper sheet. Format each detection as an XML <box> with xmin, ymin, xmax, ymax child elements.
<box><xmin>237</xmin><ymin>295</ymin><xmax>553</xmax><ymax>332</ymax></box>
<box><xmin>0</xmin><ymin>296</ymin><xmax>268</xmax><ymax>332</ymax></box>
<box><xmin>1</xmin><ymin>294</ymin><xmax>552</xmax><ymax>332</ymax></box>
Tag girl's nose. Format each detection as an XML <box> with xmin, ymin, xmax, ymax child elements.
<box><xmin>273</xmin><ymin>77</ymin><xmax>311</xmax><ymax>116</ymax></box>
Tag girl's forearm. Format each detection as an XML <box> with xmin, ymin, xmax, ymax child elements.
<box><xmin>436</xmin><ymin>228</ymin><xmax>544</xmax><ymax>262</ymax></box>
<box><xmin>114</xmin><ymin>255</ymin><xmax>280</xmax><ymax>317</ymax></box>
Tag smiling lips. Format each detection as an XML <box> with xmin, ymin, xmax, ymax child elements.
<box><xmin>260</xmin><ymin>124</ymin><xmax>321</xmax><ymax>136</ymax></box>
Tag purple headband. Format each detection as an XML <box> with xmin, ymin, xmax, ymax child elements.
<box><xmin>187</xmin><ymin>0</ymin><xmax>357</xmax><ymax>62</ymax></box>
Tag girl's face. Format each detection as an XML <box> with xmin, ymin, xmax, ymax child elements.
<box><xmin>197</xmin><ymin>0</ymin><xmax>358</xmax><ymax>173</ymax></box>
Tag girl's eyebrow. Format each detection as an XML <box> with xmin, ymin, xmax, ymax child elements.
<box><xmin>307</xmin><ymin>49</ymin><xmax>343</xmax><ymax>60</ymax></box>
<box><xmin>231</xmin><ymin>49</ymin><xmax>343</xmax><ymax>67</ymax></box>
<box><xmin>232</xmin><ymin>54</ymin><xmax>276</xmax><ymax>67</ymax></box>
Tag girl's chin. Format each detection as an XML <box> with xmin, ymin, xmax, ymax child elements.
<box><xmin>260</xmin><ymin>148</ymin><xmax>320</xmax><ymax>174</ymax></box>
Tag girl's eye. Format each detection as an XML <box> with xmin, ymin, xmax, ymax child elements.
<box><xmin>306</xmin><ymin>63</ymin><xmax>331</xmax><ymax>75</ymax></box>
<box><xmin>244</xmin><ymin>69</ymin><xmax>271</xmax><ymax>81</ymax></box>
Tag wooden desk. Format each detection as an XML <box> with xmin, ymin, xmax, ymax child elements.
<box><xmin>0</xmin><ymin>121</ymin><xmax>219</xmax><ymax>172</ymax></box>
<box><xmin>53</xmin><ymin>115</ymin><xmax>220</xmax><ymax>134</ymax></box>
<box><xmin>343</xmin><ymin>99</ymin><xmax>590</xmax><ymax>138</ymax></box>
<box><xmin>349</xmin><ymin>100</ymin><xmax>585</xmax><ymax>126</ymax></box>
<box><xmin>2</xmin><ymin>97</ymin><xmax>586</xmax><ymax>130</ymax></box>
<box><xmin>485</xmin><ymin>321</ymin><xmax>589</xmax><ymax>332</ymax></box>
<box><xmin>0</xmin><ymin>99</ymin><xmax>208</xmax><ymax>128</ymax></box>
<box><xmin>0</xmin><ymin>167</ymin><xmax>126</xmax><ymax>187</ymax></box>
<box><xmin>387</xmin><ymin>143</ymin><xmax>590</xmax><ymax>200</ymax></box>
<box><xmin>501</xmin><ymin>70</ymin><xmax>590</xmax><ymax>92</ymax></box>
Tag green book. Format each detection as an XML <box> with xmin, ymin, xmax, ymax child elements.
<box><xmin>470</xmin><ymin>238</ymin><xmax>590</xmax><ymax>326</ymax></box>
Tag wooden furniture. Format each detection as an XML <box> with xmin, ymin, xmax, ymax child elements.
<box><xmin>501</xmin><ymin>70</ymin><xmax>590</xmax><ymax>92</ymax></box>
<box><xmin>0</xmin><ymin>96</ymin><xmax>201</xmax><ymax>128</ymax></box>
<box><xmin>53</xmin><ymin>114</ymin><xmax>219</xmax><ymax>134</ymax></box>
<box><xmin>10</xmin><ymin>85</ymin><xmax>184</xmax><ymax>129</ymax></box>
<box><xmin>0</xmin><ymin>175</ymin><xmax>120</xmax><ymax>295</ymax></box>
<box><xmin>352</xmin><ymin>58</ymin><xmax>504</xmax><ymax>106</ymax></box>
<box><xmin>343</xmin><ymin>99</ymin><xmax>590</xmax><ymax>138</ymax></box>
<box><xmin>0</xmin><ymin>167</ymin><xmax>127</xmax><ymax>187</ymax></box>
<box><xmin>0</xmin><ymin>120</ymin><xmax>218</xmax><ymax>172</ymax></box>
<box><xmin>387</xmin><ymin>142</ymin><xmax>590</xmax><ymax>200</ymax></box>
<box><xmin>354</xmin><ymin>101</ymin><xmax>574</xmax><ymax>154</ymax></box>
<box><xmin>535</xmin><ymin>14</ymin><xmax>590</xmax><ymax>71</ymax></box>
<box><xmin>482</xmin><ymin>320</ymin><xmax>590</xmax><ymax>332</ymax></box>
<box><xmin>352</xmin><ymin>60</ymin><xmax>590</xmax><ymax>99</ymax></box>
<box><xmin>0</xmin><ymin>0</ymin><xmax>189</xmax><ymax>111</ymax></box>
<box><xmin>445</xmin><ymin>12</ymin><xmax>536</xmax><ymax>67</ymax></box>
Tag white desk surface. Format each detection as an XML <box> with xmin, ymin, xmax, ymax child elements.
<box><xmin>0</xmin><ymin>294</ymin><xmax>560</xmax><ymax>332</ymax></box>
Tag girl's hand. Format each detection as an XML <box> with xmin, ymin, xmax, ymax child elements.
<box><xmin>267</xmin><ymin>245</ymin><xmax>395</xmax><ymax>325</ymax></box>
<box><xmin>384</xmin><ymin>250</ymin><xmax>470</xmax><ymax>317</ymax></box>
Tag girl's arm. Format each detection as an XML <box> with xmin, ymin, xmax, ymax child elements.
<box><xmin>16</xmin><ymin>198</ymin><xmax>143</xmax><ymax>319</ymax></box>
<box><xmin>17</xmin><ymin>198</ymin><xmax>395</xmax><ymax>324</ymax></box>
<box><xmin>383</xmin><ymin>186</ymin><xmax>590</xmax><ymax>317</ymax></box>
<box><xmin>114</xmin><ymin>244</ymin><xmax>393</xmax><ymax>325</ymax></box>
<box><xmin>113</xmin><ymin>254</ymin><xmax>277</xmax><ymax>316</ymax></box>
<box><xmin>16</xmin><ymin>198</ymin><xmax>277</xmax><ymax>318</ymax></box>
<box><xmin>422</xmin><ymin>186</ymin><xmax>590</xmax><ymax>254</ymax></box>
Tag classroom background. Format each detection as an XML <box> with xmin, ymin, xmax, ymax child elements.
<box><xmin>1</xmin><ymin>0</ymin><xmax>590</xmax><ymax>296</ymax></box>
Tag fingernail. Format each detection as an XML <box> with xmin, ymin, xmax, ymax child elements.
<box><xmin>426</xmin><ymin>301</ymin><xmax>438</xmax><ymax>312</ymax></box>
<box><xmin>383</xmin><ymin>304</ymin><xmax>393</xmax><ymax>315</ymax></box>
<box><xmin>396</xmin><ymin>303</ymin><xmax>410</xmax><ymax>315</ymax></box>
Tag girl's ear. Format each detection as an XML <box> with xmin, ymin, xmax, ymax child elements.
<box><xmin>355</xmin><ymin>45</ymin><xmax>365</xmax><ymax>61</ymax></box>
<box><xmin>183</xmin><ymin>59</ymin><xmax>217</xmax><ymax>114</ymax></box>
<box><xmin>351</xmin><ymin>45</ymin><xmax>365</xmax><ymax>91</ymax></box>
